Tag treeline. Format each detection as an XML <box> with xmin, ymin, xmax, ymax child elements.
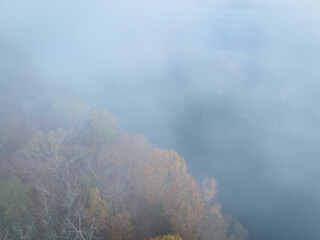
<box><xmin>0</xmin><ymin>77</ymin><xmax>248</xmax><ymax>240</ymax></box>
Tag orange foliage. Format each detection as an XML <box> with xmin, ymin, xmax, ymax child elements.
<box><xmin>161</xmin><ymin>174</ymin><xmax>204</xmax><ymax>240</ymax></box>
<box><xmin>135</xmin><ymin>148</ymin><xmax>187</xmax><ymax>204</ymax></box>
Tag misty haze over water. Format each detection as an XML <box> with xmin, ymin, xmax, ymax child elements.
<box><xmin>1</xmin><ymin>0</ymin><xmax>320</xmax><ymax>239</ymax></box>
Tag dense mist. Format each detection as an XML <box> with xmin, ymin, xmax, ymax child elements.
<box><xmin>1</xmin><ymin>0</ymin><xmax>320</xmax><ymax>239</ymax></box>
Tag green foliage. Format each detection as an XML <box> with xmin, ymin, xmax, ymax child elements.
<box><xmin>0</xmin><ymin>176</ymin><xmax>32</xmax><ymax>225</ymax></box>
<box><xmin>78</xmin><ymin>173</ymin><xmax>98</xmax><ymax>194</ymax></box>
<box><xmin>84</xmin><ymin>110</ymin><xmax>117</xmax><ymax>145</ymax></box>
<box><xmin>32</xmin><ymin>89</ymin><xmax>91</xmax><ymax>131</ymax></box>
<box><xmin>51</xmin><ymin>92</ymin><xmax>90</xmax><ymax>128</ymax></box>
<box><xmin>0</xmin><ymin>96</ymin><xmax>21</xmax><ymax>155</ymax></box>
<box><xmin>0</xmin><ymin>124</ymin><xmax>8</xmax><ymax>154</ymax></box>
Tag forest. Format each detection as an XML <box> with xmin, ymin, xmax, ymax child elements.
<box><xmin>0</xmin><ymin>75</ymin><xmax>248</xmax><ymax>240</ymax></box>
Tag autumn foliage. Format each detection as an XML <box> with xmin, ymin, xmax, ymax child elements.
<box><xmin>0</xmin><ymin>80</ymin><xmax>248</xmax><ymax>240</ymax></box>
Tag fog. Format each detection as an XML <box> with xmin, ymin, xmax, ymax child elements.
<box><xmin>1</xmin><ymin>0</ymin><xmax>320</xmax><ymax>239</ymax></box>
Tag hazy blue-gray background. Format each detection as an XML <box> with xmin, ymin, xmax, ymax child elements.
<box><xmin>1</xmin><ymin>0</ymin><xmax>320</xmax><ymax>239</ymax></box>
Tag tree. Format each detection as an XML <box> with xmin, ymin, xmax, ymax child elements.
<box><xmin>85</xmin><ymin>187</ymin><xmax>109</xmax><ymax>228</ymax></box>
<box><xmin>197</xmin><ymin>206</ymin><xmax>248</xmax><ymax>240</ymax></box>
<box><xmin>0</xmin><ymin>176</ymin><xmax>32</xmax><ymax>224</ymax></box>
<box><xmin>222</xmin><ymin>215</ymin><xmax>248</xmax><ymax>240</ymax></box>
<box><xmin>0</xmin><ymin>74</ymin><xmax>250</xmax><ymax>240</ymax></box>
<box><xmin>135</xmin><ymin>148</ymin><xmax>187</xmax><ymax>205</ymax></box>
<box><xmin>161</xmin><ymin>174</ymin><xmax>204</xmax><ymax>240</ymax></box>
<box><xmin>17</xmin><ymin>129</ymin><xmax>68</xmax><ymax>179</ymax></box>
<box><xmin>83</xmin><ymin>110</ymin><xmax>118</xmax><ymax>146</ymax></box>
<box><xmin>197</xmin><ymin>204</ymin><xmax>225</xmax><ymax>240</ymax></box>
<box><xmin>108</xmin><ymin>212</ymin><xmax>134</xmax><ymax>240</ymax></box>
<box><xmin>50</xmin><ymin>91</ymin><xmax>90</xmax><ymax>130</ymax></box>
<box><xmin>34</xmin><ymin>89</ymin><xmax>90</xmax><ymax>131</ymax></box>
<box><xmin>151</xmin><ymin>234</ymin><xmax>182</xmax><ymax>240</ymax></box>
<box><xmin>0</xmin><ymin>176</ymin><xmax>34</xmax><ymax>239</ymax></box>
<box><xmin>201</xmin><ymin>175</ymin><xmax>217</xmax><ymax>204</ymax></box>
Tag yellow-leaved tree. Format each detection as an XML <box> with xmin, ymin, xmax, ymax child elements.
<box><xmin>151</xmin><ymin>234</ymin><xmax>182</xmax><ymax>240</ymax></box>
<box><xmin>85</xmin><ymin>187</ymin><xmax>109</xmax><ymax>228</ymax></box>
<box><xmin>135</xmin><ymin>148</ymin><xmax>187</xmax><ymax>205</ymax></box>
<box><xmin>161</xmin><ymin>174</ymin><xmax>204</xmax><ymax>240</ymax></box>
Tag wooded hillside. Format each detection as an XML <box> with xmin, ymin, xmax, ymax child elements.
<box><xmin>0</xmin><ymin>74</ymin><xmax>248</xmax><ymax>240</ymax></box>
